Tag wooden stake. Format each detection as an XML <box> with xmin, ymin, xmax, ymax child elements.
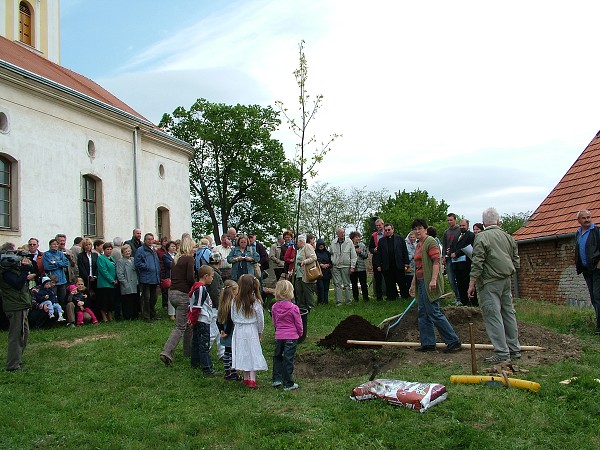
<box><xmin>345</xmin><ymin>340</ymin><xmax>545</xmax><ymax>351</ymax></box>
<box><xmin>469</xmin><ymin>323</ymin><xmax>477</xmax><ymax>375</ymax></box>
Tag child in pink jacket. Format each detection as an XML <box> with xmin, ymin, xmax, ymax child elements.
<box><xmin>271</xmin><ymin>280</ymin><xmax>303</xmax><ymax>391</ymax></box>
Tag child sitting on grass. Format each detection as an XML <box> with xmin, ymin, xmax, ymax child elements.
<box><xmin>33</xmin><ymin>276</ymin><xmax>65</xmax><ymax>322</ymax></box>
<box><xmin>187</xmin><ymin>265</ymin><xmax>216</xmax><ymax>375</ymax></box>
<box><xmin>271</xmin><ymin>279</ymin><xmax>303</xmax><ymax>391</ymax></box>
<box><xmin>69</xmin><ymin>277</ymin><xmax>99</xmax><ymax>326</ymax></box>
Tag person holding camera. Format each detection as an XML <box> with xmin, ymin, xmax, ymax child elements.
<box><xmin>0</xmin><ymin>242</ymin><xmax>36</xmax><ymax>372</ymax></box>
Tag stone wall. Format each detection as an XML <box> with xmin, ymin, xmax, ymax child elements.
<box><xmin>516</xmin><ymin>237</ymin><xmax>590</xmax><ymax>307</ymax></box>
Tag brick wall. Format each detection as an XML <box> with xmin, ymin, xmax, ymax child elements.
<box><xmin>516</xmin><ymin>237</ymin><xmax>590</xmax><ymax>307</ymax></box>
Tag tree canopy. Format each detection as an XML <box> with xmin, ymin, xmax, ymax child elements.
<box><xmin>159</xmin><ymin>98</ymin><xmax>299</xmax><ymax>242</ymax></box>
<box><xmin>370</xmin><ymin>189</ymin><xmax>450</xmax><ymax>237</ymax></box>
<box><xmin>500</xmin><ymin>211</ymin><xmax>531</xmax><ymax>235</ymax></box>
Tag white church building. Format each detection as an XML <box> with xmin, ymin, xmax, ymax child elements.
<box><xmin>0</xmin><ymin>0</ymin><xmax>193</xmax><ymax>248</ymax></box>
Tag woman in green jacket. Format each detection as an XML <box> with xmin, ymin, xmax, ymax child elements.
<box><xmin>97</xmin><ymin>242</ymin><xmax>118</xmax><ymax>322</ymax></box>
<box><xmin>409</xmin><ymin>218</ymin><xmax>461</xmax><ymax>353</ymax></box>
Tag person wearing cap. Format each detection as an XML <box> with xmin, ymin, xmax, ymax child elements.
<box><xmin>248</xmin><ymin>232</ymin><xmax>269</xmax><ymax>275</ymax></box>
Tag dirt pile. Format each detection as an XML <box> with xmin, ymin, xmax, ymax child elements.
<box><xmin>318</xmin><ymin>315</ymin><xmax>386</xmax><ymax>349</ymax></box>
<box><xmin>296</xmin><ymin>306</ymin><xmax>582</xmax><ymax>380</ymax></box>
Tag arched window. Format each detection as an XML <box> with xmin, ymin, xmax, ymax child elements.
<box><xmin>157</xmin><ymin>207</ymin><xmax>171</xmax><ymax>240</ymax></box>
<box><xmin>19</xmin><ymin>2</ymin><xmax>33</xmax><ymax>46</ymax></box>
<box><xmin>82</xmin><ymin>175</ymin><xmax>103</xmax><ymax>237</ymax></box>
<box><xmin>0</xmin><ymin>156</ymin><xmax>12</xmax><ymax>228</ymax></box>
<box><xmin>0</xmin><ymin>154</ymin><xmax>18</xmax><ymax>230</ymax></box>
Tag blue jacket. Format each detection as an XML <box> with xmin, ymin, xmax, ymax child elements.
<box><xmin>226</xmin><ymin>246</ymin><xmax>259</xmax><ymax>281</ymax></box>
<box><xmin>42</xmin><ymin>249</ymin><xmax>69</xmax><ymax>285</ymax></box>
<box><xmin>134</xmin><ymin>245</ymin><xmax>161</xmax><ymax>285</ymax></box>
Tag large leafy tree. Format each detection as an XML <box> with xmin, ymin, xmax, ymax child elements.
<box><xmin>371</xmin><ymin>189</ymin><xmax>450</xmax><ymax>237</ymax></box>
<box><xmin>159</xmin><ymin>98</ymin><xmax>299</xmax><ymax>243</ymax></box>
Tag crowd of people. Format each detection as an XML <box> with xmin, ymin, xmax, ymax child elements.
<box><xmin>1</xmin><ymin>208</ymin><xmax>526</xmax><ymax>374</ymax></box>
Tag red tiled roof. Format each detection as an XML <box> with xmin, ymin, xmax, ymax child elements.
<box><xmin>0</xmin><ymin>36</ymin><xmax>149</xmax><ymax>122</ymax></box>
<box><xmin>513</xmin><ymin>131</ymin><xmax>600</xmax><ymax>241</ymax></box>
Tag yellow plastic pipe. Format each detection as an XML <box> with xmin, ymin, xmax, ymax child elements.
<box><xmin>450</xmin><ymin>375</ymin><xmax>541</xmax><ymax>392</ymax></box>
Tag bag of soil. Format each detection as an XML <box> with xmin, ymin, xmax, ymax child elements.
<box><xmin>350</xmin><ymin>379</ymin><xmax>447</xmax><ymax>413</ymax></box>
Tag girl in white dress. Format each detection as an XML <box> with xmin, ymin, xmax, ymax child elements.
<box><xmin>231</xmin><ymin>274</ymin><xmax>268</xmax><ymax>388</ymax></box>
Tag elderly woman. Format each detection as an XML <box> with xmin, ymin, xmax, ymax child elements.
<box><xmin>409</xmin><ymin>218</ymin><xmax>462</xmax><ymax>353</ymax></box>
<box><xmin>227</xmin><ymin>234</ymin><xmax>259</xmax><ymax>281</ymax></box>
<box><xmin>160</xmin><ymin>235</ymin><xmax>197</xmax><ymax>366</ymax></box>
<box><xmin>349</xmin><ymin>231</ymin><xmax>369</xmax><ymax>302</ymax></box>
<box><xmin>116</xmin><ymin>244</ymin><xmax>139</xmax><ymax>320</ymax></box>
<box><xmin>293</xmin><ymin>234</ymin><xmax>317</xmax><ymax>310</ymax></box>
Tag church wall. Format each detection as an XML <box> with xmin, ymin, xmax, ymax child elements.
<box><xmin>0</xmin><ymin>77</ymin><xmax>192</xmax><ymax>248</ymax></box>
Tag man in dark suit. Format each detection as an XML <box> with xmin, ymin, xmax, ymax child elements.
<box><xmin>374</xmin><ymin>223</ymin><xmax>409</xmax><ymax>300</ymax></box>
<box><xmin>451</xmin><ymin>219</ymin><xmax>476</xmax><ymax>306</ymax></box>
<box><xmin>368</xmin><ymin>218</ymin><xmax>385</xmax><ymax>300</ymax></box>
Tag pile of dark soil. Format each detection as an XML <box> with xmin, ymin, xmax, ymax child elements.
<box><xmin>296</xmin><ymin>306</ymin><xmax>583</xmax><ymax>380</ymax></box>
<box><xmin>318</xmin><ymin>315</ymin><xmax>386</xmax><ymax>349</ymax></box>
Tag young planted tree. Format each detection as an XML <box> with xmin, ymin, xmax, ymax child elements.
<box><xmin>159</xmin><ymin>98</ymin><xmax>298</xmax><ymax>242</ymax></box>
<box><xmin>275</xmin><ymin>40</ymin><xmax>341</xmax><ymax>236</ymax></box>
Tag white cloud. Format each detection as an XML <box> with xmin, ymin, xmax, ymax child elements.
<box><xmin>82</xmin><ymin>0</ymin><xmax>600</xmax><ymax>226</ymax></box>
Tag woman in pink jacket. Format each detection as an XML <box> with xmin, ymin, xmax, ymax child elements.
<box><xmin>271</xmin><ymin>280</ymin><xmax>303</xmax><ymax>391</ymax></box>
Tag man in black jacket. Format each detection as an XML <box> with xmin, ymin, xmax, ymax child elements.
<box><xmin>374</xmin><ymin>224</ymin><xmax>409</xmax><ymax>300</ymax></box>
<box><xmin>451</xmin><ymin>219</ymin><xmax>476</xmax><ymax>306</ymax></box>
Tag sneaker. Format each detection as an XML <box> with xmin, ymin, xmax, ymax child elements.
<box><xmin>336</xmin><ymin>303</ymin><xmax>343</xmax><ymax>307</ymax></box>
<box><xmin>225</xmin><ymin>371</ymin><xmax>242</xmax><ymax>381</ymax></box>
<box><xmin>454</xmin><ymin>301</ymin><xmax>463</xmax><ymax>306</ymax></box>
<box><xmin>246</xmin><ymin>380</ymin><xmax>258</xmax><ymax>389</ymax></box>
<box><xmin>159</xmin><ymin>354</ymin><xmax>172</xmax><ymax>367</ymax></box>
<box><xmin>510</xmin><ymin>352</ymin><xmax>521</xmax><ymax>360</ymax></box>
<box><xmin>414</xmin><ymin>345</ymin><xmax>436</xmax><ymax>352</ymax></box>
<box><xmin>272</xmin><ymin>381</ymin><xmax>283</xmax><ymax>388</ymax></box>
<box><xmin>283</xmin><ymin>383</ymin><xmax>299</xmax><ymax>391</ymax></box>
<box><xmin>66</xmin><ymin>322</ymin><xmax>76</xmax><ymax>328</ymax></box>
<box><xmin>443</xmin><ymin>341</ymin><xmax>462</xmax><ymax>353</ymax></box>
<box><xmin>204</xmin><ymin>370</ymin><xmax>219</xmax><ymax>377</ymax></box>
<box><xmin>57</xmin><ymin>315</ymin><xmax>66</xmax><ymax>322</ymax></box>
<box><xmin>48</xmin><ymin>313</ymin><xmax>54</xmax><ymax>319</ymax></box>
<box><xmin>484</xmin><ymin>354</ymin><xmax>510</xmax><ymax>364</ymax></box>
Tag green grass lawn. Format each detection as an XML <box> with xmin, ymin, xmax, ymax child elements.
<box><xmin>1</xmin><ymin>297</ymin><xmax>599</xmax><ymax>449</ymax></box>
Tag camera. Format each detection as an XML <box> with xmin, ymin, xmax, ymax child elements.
<box><xmin>0</xmin><ymin>250</ymin><xmax>28</xmax><ymax>269</ymax></box>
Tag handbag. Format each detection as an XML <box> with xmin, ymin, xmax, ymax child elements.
<box><xmin>160</xmin><ymin>278</ymin><xmax>171</xmax><ymax>289</ymax></box>
<box><xmin>305</xmin><ymin>260</ymin><xmax>323</xmax><ymax>282</ymax></box>
<box><xmin>253</xmin><ymin>263</ymin><xmax>262</xmax><ymax>279</ymax></box>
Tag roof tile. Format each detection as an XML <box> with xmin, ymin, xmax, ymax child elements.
<box><xmin>513</xmin><ymin>132</ymin><xmax>600</xmax><ymax>241</ymax></box>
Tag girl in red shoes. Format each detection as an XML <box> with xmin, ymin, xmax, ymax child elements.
<box><xmin>231</xmin><ymin>274</ymin><xmax>267</xmax><ymax>388</ymax></box>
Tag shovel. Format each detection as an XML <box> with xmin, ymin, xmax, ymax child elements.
<box><xmin>384</xmin><ymin>298</ymin><xmax>416</xmax><ymax>338</ymax></box>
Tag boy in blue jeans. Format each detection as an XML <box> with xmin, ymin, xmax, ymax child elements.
<box><xmin>187</xmin><ymin>266</ymin><xmax>216</xmax><ymax>375</ymax></box>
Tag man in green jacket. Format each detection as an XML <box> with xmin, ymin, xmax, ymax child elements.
<box><xmin>468</xmin><ymin>208</ymin><xmax>521</xmax><ymax>364</ymax></box>
<box><xmin>0</xmin><ymin>242</ymin><xmax>36</xmax><ymax>371</ymax></box>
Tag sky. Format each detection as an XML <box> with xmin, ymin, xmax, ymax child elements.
<box><xmin>60</xmin><ymin>0</ymin><xmax>600</xmax><ymax>228</ymax></box>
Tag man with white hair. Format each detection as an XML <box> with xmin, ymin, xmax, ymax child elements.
<box><xmin>468</xmin><ymin>207</ymin><xmax>521</xmax><ymax>364</ymax></box>
<box><xmin>329</xmin><ymin>228</ymin><xmax>357</xmax><ymax>306</ymax></box>
<box><xmin>574</xmin><ymin>209</ymin><xmax>600</xmax><ymax>335</ymax></box>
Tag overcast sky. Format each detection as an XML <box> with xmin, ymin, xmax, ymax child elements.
<box><xmin>60</xmin><ymin>0</ymin><xmax>600</xmax><ymax>229</ymax></box>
